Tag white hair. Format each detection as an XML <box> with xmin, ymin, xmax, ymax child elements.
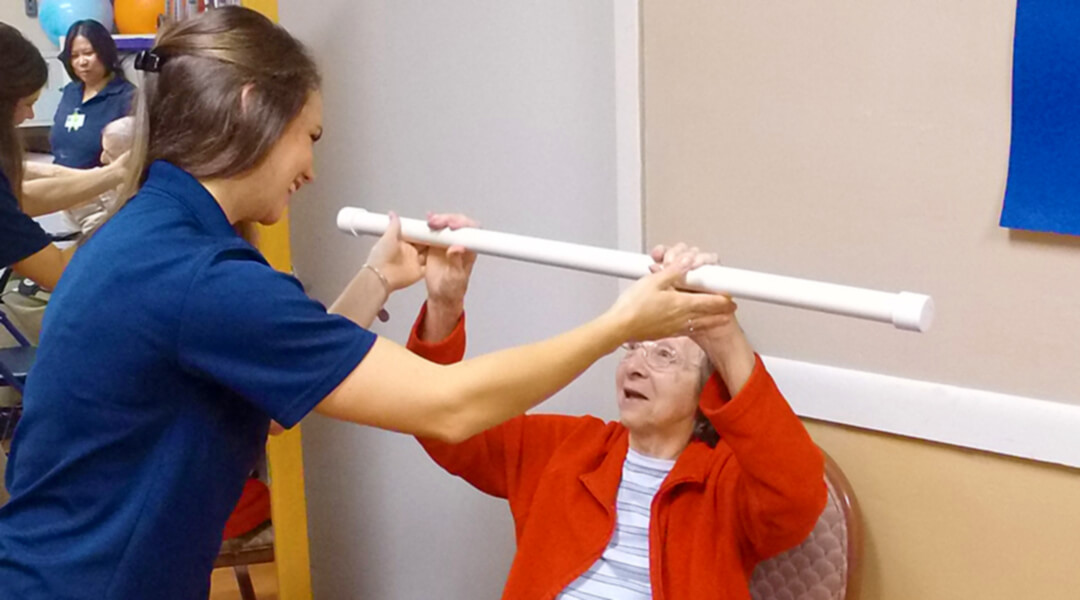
<box><xmin>102</xmin><ymin>116</ymin><xmax>136</xmax><ymax>154</ymax></box>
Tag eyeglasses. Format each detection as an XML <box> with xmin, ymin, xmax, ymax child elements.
<box><xmin>619</xmin><ymin>341</ymin><xmax>700</xmax><ymax>372</ymax></box>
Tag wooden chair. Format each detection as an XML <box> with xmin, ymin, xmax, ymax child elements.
<box><xmin>216</xmin><ymin>476</ymin><xmax>274</xmax><ymax>599</ymax></box>
<box><xmin>215</xmin><ymin>535</ymin><xmax>275</xmax><ymax>600</ymax></box>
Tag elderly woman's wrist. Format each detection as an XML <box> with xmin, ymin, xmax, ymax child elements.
<box><xmin>421</xmin><ymin>297</ymin><xmax>464</xmax><ymax>341</ymax></box>
<box><xmin>699</xmin><ymin>324</ymin><xmax>749</xmax><ymax>358</ymax></box>
<box><xmin>427</xmin><ymin>295</ymin><xmax>464</xmax><ymax>318</ymax></box>
<box><xmin>701</xmin><ymin>326</ymin><xmax>755</xmax><ymax>379</ymax></box>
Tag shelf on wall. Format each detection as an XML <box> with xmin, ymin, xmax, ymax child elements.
<box><xmin>112</xmin><ymin>34</ymin><xmax>156</xmax><ymax>52</ymax></box>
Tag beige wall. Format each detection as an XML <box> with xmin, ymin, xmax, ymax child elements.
<box><xmin>644</xmin><ymin>1</ymin><xmax>1080</xmax><ymax>597</ymax></box>
<box><xmin>642</xmin><ymin>0</ymin><xmax>1080</xmax><ymax>406</ymax></box>
<box><xmin>804</xmin><ymin>420</ymin><xmax>1080</xmax><ymax>598</ymax></box>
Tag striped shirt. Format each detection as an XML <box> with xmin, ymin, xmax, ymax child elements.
<box><xmin>556</xmin><ymin>448</ymin><xmax>675</xmax><ymax>600</ymax></box>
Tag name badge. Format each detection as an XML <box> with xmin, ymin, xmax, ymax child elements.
<box><xmin>65</xmin><ymin>111</ymin><xmax>86</xmax><ymax>132</ymax></box>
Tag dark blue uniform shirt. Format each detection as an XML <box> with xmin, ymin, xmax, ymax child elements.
<box><xmin>0</xmin><ymin>161</ymin><xmax>376</xmax><ymax>599</ymax></box>
<box><xmin>49</xmin><ymin>75</ymin><xmax>135</xmax><ymax>168</ymax></box>
<box><xmin>0</xmin><ymin>169</ymin><xmax>51</xmax><ymax>268</ymax></box>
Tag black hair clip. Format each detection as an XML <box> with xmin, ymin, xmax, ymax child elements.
<box><xmin>134</xmin><ymin>50</ymin><xmax>165</xmax><ymax>73</ymax></box>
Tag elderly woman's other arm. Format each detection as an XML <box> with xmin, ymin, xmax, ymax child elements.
<box><xmin>700</xmin><ymin>347</ymin><xmax>827</xmax><ymax>562</ymax></box>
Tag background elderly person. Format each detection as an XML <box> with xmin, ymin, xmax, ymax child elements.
<box><xmin>412</xmin><ymin>237</ymin><xmax>827</xmax><ymax>600</ymax></box>
<box><xmin>62</xmin><ymin>116</ymin><xmax>134</xmax><ymax>232</ymax></box>
<box><xmin>23</xmin><ymin>115</ymin><xmax>131</xmax><ymax>222</ymax></box>
<box><xmin>49</xmin><ymin>19</ymin><xmax>135</xmax><ymax>169</ymax></box>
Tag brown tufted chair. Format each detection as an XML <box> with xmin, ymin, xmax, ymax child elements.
<box><xmin>749</xmin><ymin>451</ymin><xmax>862</xmax><ymax>600</ymax></box>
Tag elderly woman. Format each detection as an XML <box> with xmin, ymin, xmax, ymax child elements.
<box><xmin>412</xmin><ymin>237</ymin><xmax>827</xmax><ymax>600</ymax></box>
<box><xmin>49</xmin><ymin>19</ymin><xmax>135</xmax><ymax>169</ymax></box>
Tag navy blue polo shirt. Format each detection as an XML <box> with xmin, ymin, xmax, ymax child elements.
<box><xmin>0</xmin><ymin>169</ymin><xmax>51</xmax><ymax>268</ymax></box>
<box><xmin>0</xmin><ymin>161</ymin><xmax>377</xmax><ymax>599</ymax></box>
<box><xmin>49</xmin><ymin>75</ymin><xmax>135</xmax><ymax>168</ymax></box>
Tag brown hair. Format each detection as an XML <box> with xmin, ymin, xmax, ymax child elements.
<box><xmin>107</xmin><ymin>7</ymin><xmax>320</xmax><ymax>234</ymax></box>
<box><xmin>0</xmin><ymin>23</ymin><xmax>49</xmax><ymax>204</ymax></box>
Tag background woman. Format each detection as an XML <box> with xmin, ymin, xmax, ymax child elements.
<box><xmin>49</xmin><ymin>19</ymin><xmax>135</xmax><ymax>169</ymax></box>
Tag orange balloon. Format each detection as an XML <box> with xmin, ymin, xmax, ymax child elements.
<box><xmin>114</xmin><ymin>0</ymin><xmax>165</xmax><ymax>35</ymax></box>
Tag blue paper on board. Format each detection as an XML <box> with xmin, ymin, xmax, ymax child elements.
<box><xmin>1000</xmin><ymin>0</ymin><xmax>1080</xmax><ymax>236</ymax></box>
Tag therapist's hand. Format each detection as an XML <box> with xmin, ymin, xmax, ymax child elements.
<box><xmin>648</xmin><ymin>242</ymin><xmax>736</xmax><ymax>341</ymax></box>
<box><xmin>109</xmin><ymin>150</ymin><xmax>131</xmax><ymax>169</ymax></box>
<box><xmin>650</xmin><ymin>242</ymin><xmax>755</xmax><ymax>395</ymax></box>
<box><xmin>365</xmin><ymin>211</ymin><xmax>426</xmax><ymax>292</ymax></box>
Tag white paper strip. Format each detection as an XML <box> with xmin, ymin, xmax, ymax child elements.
<box><xmin>337</xmin><ymin>208</ymin><xmax>934</xmax><ymax>332</ymax></box>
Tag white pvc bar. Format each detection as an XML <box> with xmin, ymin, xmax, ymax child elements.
<box><xmin>337</xmin><ymin>208</ymin><xmax>935</xmax><ymax>332</ymax></box>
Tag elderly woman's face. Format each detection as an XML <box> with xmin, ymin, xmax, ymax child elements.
<box><xmin>69</xmin><ymin>36</ymin><xmax>107</xmax><ymax>86</ymax></box>
<box><xmin>615</xmin><ymin>336</ymin><xmax>704</xmax><ymax>435</ymax></box>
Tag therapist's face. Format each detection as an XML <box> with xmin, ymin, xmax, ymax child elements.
<box><xmin>246</xmin><ymin>91</ymin><xmax>323</xmax><ymax>225</ymax></box>
<box><xmin>13</xmin><ymin>89</ymin><xmax>41</xmax><ymax>125</ymax></box>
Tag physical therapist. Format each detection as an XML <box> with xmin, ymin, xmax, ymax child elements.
<box><xmin>0</xmin><ymin>8</ymin><xmax>734</xmax><ymax>600</ymax></box>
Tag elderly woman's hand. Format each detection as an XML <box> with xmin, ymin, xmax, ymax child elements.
<box><xmin>649</xmin><ymin>243</ymin><xmax>757</xmax><ymax>394</ymax></box>
<box><xmin>424</xmin><ymin>212</ymin><xmax>479</xmax><ymax>311</ymax></box>
<box><xmin>649</xmin><ymin>243</ymin><xmax>718</xmax><ymax>274</ymax></box>
<box><xmin>417</xmin><ymin>212</ymin><xmax>479</xmax><ymax>341</ymax></box>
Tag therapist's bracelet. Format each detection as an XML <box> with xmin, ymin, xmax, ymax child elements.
<box><xmin>361</xmin><ymin>263</ymin><xmax>392</xmax><ymax>323</ymax></box>
<box><xmin>362</xmin><ymin>263</ymin><xmax>391</xmax><ymax>294</ymax></box>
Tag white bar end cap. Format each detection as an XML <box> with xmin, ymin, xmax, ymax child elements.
<box><xmin>893</xmin><ymin>292</ymin><xmax>934</xmax><ymax>332</ymax></box>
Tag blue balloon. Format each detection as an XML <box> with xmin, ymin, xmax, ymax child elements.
<box><xmin>38</xmin><ymin>0</ymin><xmax>115</xmax><ymax>47</ymax></box>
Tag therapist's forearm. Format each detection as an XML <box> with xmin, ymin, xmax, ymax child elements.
<box><xmin>23</xmin><ymin>161</ymin><xmax>81</xmax><ymax>181</ymax></box>
<box><xmin>12</xmin><ymin>244</ymin><xmax>75</xmax><ymax>291</ymax></box>
<box><xmin>328</xmin><ymin>267</ymin><xmax>390</xmax><ymax>328</ymax></box>
<box><xmin>21</xmin><ymin>165</ymin><xmax>125</xmax><ymax>217</ymax></box>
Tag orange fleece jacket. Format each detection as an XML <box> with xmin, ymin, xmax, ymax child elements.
<box><xmin>407</xmin><ymin>305</ymin><xmax>827</xmax><ymax>600</ymax></box>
